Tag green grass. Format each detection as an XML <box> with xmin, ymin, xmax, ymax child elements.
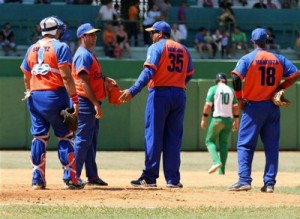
<box><xmin>1</xmin><ymin>151</ymin><xmax>299</xmax><ymax>172</ymax></box>
<box><xmin>1</xmin><ymin>205</ymin><xmax>300</xmax><ymax>219</ymax></box>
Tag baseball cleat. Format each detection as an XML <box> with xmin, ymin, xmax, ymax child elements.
<box><xmin>261</xmin><ymin>185</ymin><xmax>274</xmax><ymax>193</ymax></box>
<box><xmin>227</xmin><ymin>182</ymin><xmax>252</xmax><ymax>191</ymax></box>
<box><xmin>208</xmin><ymin>163</ymin><xmax>222</xmax><ymax>174</ymax></box>
<box><xmin>166</xmin><ymin>182</ymin><xmax>183</xmax><ymax>188</ymax></box>
<box><xmin>63</xmin><ymin>179</ymin><xmax>86</xmax><ymax>190</ymax></box>
<box><xmin>131</xmin><ymin>177</ymin><xmax>157</xmax><ymax>187</ymax></box>
<box><xmin>32</xmin><ymin>183</ymin><xmax>46</xmax><ymax>190</ymax></box>
<box><xmin>87</xmin><ymin>177</ymin><xmax>108</xmax><ymax>186</ymax></box>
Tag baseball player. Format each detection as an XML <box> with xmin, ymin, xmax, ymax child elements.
<box><xmin>228</xmin><ymin>28</ymin><xmax>300</xmax><ymax>192</ymax></box>
<box><xmin>201</xmin><ymin>73</ymin><xmax>239</xmax><ymax>175</ymax></box>
<box><xmin>119</xmin><ymin>21</ymin><xmax>195</xmax><ymax>188</ymax></box>
<box><xmin>20</xmin><ymin>16</ymin><xmax>85</xmax><ymax>190</ymax></box>
<box><xmin>72</xmin><ymin>23</ymin><xmax>115</xmax><ymax>186</ymax></box>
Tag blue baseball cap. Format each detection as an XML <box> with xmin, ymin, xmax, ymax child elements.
<box><xmin>77</xmin><ymin>23</ymin><xmax>100</xmax><ymax>38</ymax></box>
<box><xmin>251</xmin><ymin>28</ymin><xmax>267</xmax><ymax>43</ymax></box>
<box><xmin>145</xmin><ymin>21</ymin><xmax>171</xmax><ymax>35</ymax></box>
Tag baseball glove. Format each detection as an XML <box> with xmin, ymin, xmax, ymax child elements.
<box><xmin>272</xmin><ymin>89</ymin><xmax>291</xmax><ymax>107</ymax></box>
<box><xmin>106</xmin><ymin>81</ymin><xmax>123</xmax><ymax>105</ymax></box>
<box><xmin>60</xmin><ymin>108</ymin><xmax>78</xmax><ymax>132</ymax></box>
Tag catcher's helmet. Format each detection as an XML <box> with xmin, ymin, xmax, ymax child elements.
<box><xmin>40</xmin><ymin>16</ymin><xmax>66</xmax><ymax>37</ymax></box>
<box><xmin>215</xmin><ymin>73</ymin><xmax>227</xmax><ymax>84</ymax></box>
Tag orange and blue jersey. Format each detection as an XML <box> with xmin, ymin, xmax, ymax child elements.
<box><xmin>145</xmin><ymin>39</ymin><xmax>194</xmax><ymax>89</ymax></box>
<box><xmin>72</xmin><ymin>46</ymin><xmax>106</xmax><ymax>101</ymax></box>
<box><xmin>232</xmin><ymin>48</ymin><xmax>299</xmax><ymax>101</ymax></box>
<box><xmin>129</xmin><ymin>39</ymin><xmax>194</xmax><ymax>96</ymax></box>
<box><xmin>20</xmin><ymin>38</ymin><xmax>72</xmax><ymax>91</ymax></box>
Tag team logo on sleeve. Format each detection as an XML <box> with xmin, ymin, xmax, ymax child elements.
<box><xmin>235</xmin><ymin>60</ymin><xmax>241</xmax><ymax>68</ymax></box>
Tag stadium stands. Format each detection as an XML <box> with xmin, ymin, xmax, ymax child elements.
<box><xmin>0</xmin><ymin>4</ymin><xmax>299</xmax><ymax>59</ymax></box>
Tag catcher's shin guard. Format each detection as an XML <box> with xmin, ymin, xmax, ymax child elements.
<box><xmin>58</xmin><ymin>133</ymin><xmax>79</xmax><ymax>185</ymax></box>
<box><xmin>31</xmin><ymin>134</ymin><xmax>49</xmax><ymax>186</ymax></box>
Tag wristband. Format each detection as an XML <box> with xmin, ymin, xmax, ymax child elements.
<box><xmin>203</xmin><ymin>113</ymin><xmax>208</xmax><ymax>117</ymax></box>
<box><xmin>234</xmin><ymin>90</ymin><xmax>242</xmax><ymax>99</ymax></box>
<box><xmin>71</xmin><ymin>94</ymin><xmax>79</xmax><ymax>104</ymax></box>
<box><xmin>234</xmin><ymin>115</ymin><xmax>239</xmax><ymax>118</ymax></box>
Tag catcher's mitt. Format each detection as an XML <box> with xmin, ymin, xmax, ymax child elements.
<box><xmin>272</xmin><ymin>89</ymin><xmax>291</xmax><ymax>107</ymax></box>
<box><xmin>60</xmin><ymin>108</ymin><xmax>78</xmax><ymax>132</ymax></box>
<box><xmin>106</xmin><ymin>81</ymin><xmax>122</xmax><ymax>105</ymax></box>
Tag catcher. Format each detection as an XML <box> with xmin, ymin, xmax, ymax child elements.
<box><xmin>228</xmin><ymin>28</ymin><xmax>300</xmax><ymax>193</ymax></box>
<box><xmin>20</xmin><ymin>16</ymin><xmax>85</xmax><ymax>190</ymax></box>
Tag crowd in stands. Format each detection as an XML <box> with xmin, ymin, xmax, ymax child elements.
<box><xmin>0</xmin><ymin>0</ymin><xmax>299</xmax><ymax>59</ymax></box>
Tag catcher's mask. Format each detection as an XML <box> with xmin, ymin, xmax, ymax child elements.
<box><xmin>215</xmin><ymin>73</ymin><xmax>227</xmax><ymax>84</ymax></box>
<box><xmin>40</xmin><ymin>16</ymin><xmax>66</xmax><ymax>38</ymax></box>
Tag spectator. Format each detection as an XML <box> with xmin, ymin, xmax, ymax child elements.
<box><xmin>143</xmin><ymin>4</ymin><xmax>161</xmax><ymax>46</ymax></box>
<box><xmin>221</xmin><ymin>30</ymin><xmax>231</xmax><ymax>58</ymax></box>
<box><xmin>290</xmin><ymin>0</ymin><xmax>299</xmax><ymax>9</ymax></box>
<box><xmin>218</xmin><ymin>6</ymin><xmax>236</xmax><ymax>32</ymax></box>
<box><xmin>102</xmin><ymin>23</ymin><xmax>116</xmax><ymax>58</ymax></box>
<box><xmin>195</xmin><ymin>27</ymin><xmax>213</xmax><ymax>59</ymax></box>
<box><xmin>96</xmin><ymin>0</ymin><xmax>119</xmax><ymax>24</ymax></box>
<box><xmin>29</xmin><ymin>23</ymin><xmax>41</xmax><ymax>45</ymax></box>
<box><xmin>212</xmin><ymin>29</ymin><xmax>223</xmax><ymax>57</ymax></box>
<box><xmin>281</xmin><ymin>0</ymin><xmax>291</xmax><ymax>8</ymax></box>
<box><xmin>0</xmin><ymin>22</ymin><xmax>20</xmax><ymax>56</ymax></box>
<box><xmin>204</xmin><ymin>31</ymin><xmax>218</xmax><ymax>58</ymax></box>
<box><xmin>231</xmin><ymin>26</ymin><xmax>249</xmax><ymax>57</ymax></box>
<box><xmin>171</xmin><ymin>23</ymin><xmax>182</xmax><ymax>43</ymax></box>
<box><xmin>219</xmin><ymin>0</ymin><xmax>233</xmax><ymax>8</ymax></box>
<box><xmin>203</xmin><ymin>0</ymin><xmax>214</xmax><ymax>7</ymax></box>
<box><xmin>239</xmin><ymin>0</ymin><xmax>248</xmax><ymax>6</ymax></box>
<box><xmin>266</xmin><ymin>0</ymin><xmax>278</xmax><ymax>8</ymax></box>
<box><xmin>253</xmin><ymin>0</ymin><xmax>267</xmax><ymax>8</ymax></box>
<box><xmin>266</xmin><ymin>27</ymin><xmax>280</xmax><ymax>51</ymax></box>
<box><xmin>115</xmin><ymin>23</ymin><xmax>132</xmax><ymax>58</ymax></box>
<box><xmin>177</xmin><ymin>1</ymin><xmax>188</xmax><ymax>44</ymax></box>
<box><xmin>155</xmin><ymin>0</ymin><xmax>171</xmax><ymax>21</ymax></box>
<box><xmin>61</xmin><ymin>23</ymin><xmax>76</xmax><ymax>55</ymax></box>
<box><xmin>127</xmin><ymin>1</ymin><xmax>140</xmax><ymax>47</ymax></box>
<box><xmin>91</xmin><ymin>0</ymin><xmax>101</xmax><ymax>5</ymax></box>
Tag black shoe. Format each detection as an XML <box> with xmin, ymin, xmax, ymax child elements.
<box><xmin>261</xmin><ymin>185</ymin><xmax>274</xmax><ymax>193</ymax></box>
<box><xmin>131</xmin><ymin>177</ymin><xmax>157</xmax><ymax>187</ymax></box>
<box><xmin>87</xmin><ymin>178</ymin><xmax>108</xmax><ymax>186</ymax></box>
<box><xmin>63</xmin><ymin>179</ymin><xmax>85</xmax><ymax>190</ymax></box>
<box><xmin>166</xmin><ymin>182</ymin><xmax>183</xmax><ymax>188</ymax></box>
<box><xmin>228</xmin><ymin>182</ymin><xmax>251</xmax><ymax>191</ymax></box>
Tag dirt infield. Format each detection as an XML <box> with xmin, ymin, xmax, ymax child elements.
<box><xmin>1</xmin><ymin>169</ymin><xmax>300</xmax><ymax>208</ymax></box>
